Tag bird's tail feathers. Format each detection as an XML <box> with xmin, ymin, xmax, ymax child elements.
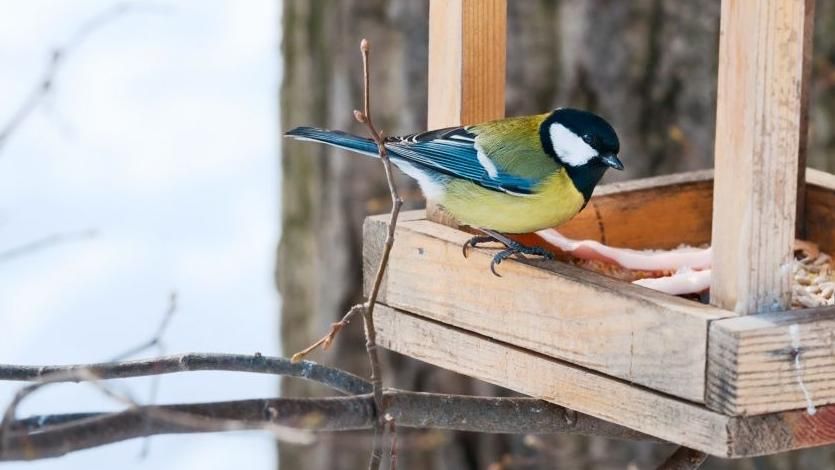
<box><xmin>284</xmin><ymin>127</ymin><xmax>379</xmax><ymax>157</ymax></box>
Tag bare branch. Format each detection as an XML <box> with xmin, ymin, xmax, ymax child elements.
<box><xmin>288</xmin><ymin>41</ymin><xmax>401</xmax><ymax>470</ymax></box>
<box><xmin>0</xmin><ymin>229</ymin><xmax>96</xmax><ymax>263</ymax></box>
<box><xmin>0</xmin><ymin>353</ymin><xmax>372</xmax><ymax>395</ymax></box>
<box><xmin>353</xmin><ymin>37</ymin><xmax>404</xmax><ymax>470</ymax></box>
<box><xmin>291</xmin><ymin>303</ymin><xmax>365</xmax><ymax>362</ymax></box>
<box><xmin>290</xmin><ymin>37</ymin><xmax>404</xmax><ymax>468</ymax></box>
<box><xmin>0</xmin><ymin>366</ymin><xmax>314</xmax><ymax>455</ymax></box>
<box><xmin>0</xmin><ymin>3</ymin><xmax>139</xmax><ymax>153</ymax></box>
<box><xmin>107</xmin><ymin>291</ymin><xmax>178</xmax><ymax>457</ymax></box>
<box><xmin>0</xmin><ymin>391</ymin><xmax>659</xmax><ymax>461</ymax></box>
<box><xmin>657</xmin><ymin>446</ymin><xmax>708</xmax><ymax>470</ymax></box>
<box><xmin>111</xmin><ymin>292</ymin><xmax>177</xmax><ymax>361</ymax></box>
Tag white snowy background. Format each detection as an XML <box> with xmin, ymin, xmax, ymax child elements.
<box><xmin>0</xmin><ymin>1</ymin><xmax>281</xmax><ymax>468</ymax></box>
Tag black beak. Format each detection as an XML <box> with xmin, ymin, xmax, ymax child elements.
<box><xmin>600</xmin><ymin>153</ymin><xmax>624</xmax><ymax>170</ymax></box>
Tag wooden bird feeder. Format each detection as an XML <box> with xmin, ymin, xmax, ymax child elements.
<box><xmin>363</xmin><ymin>0</ymin><xmax>835</xmax><ymax>458</ymax></box>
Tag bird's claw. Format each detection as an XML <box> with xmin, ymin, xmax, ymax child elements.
<box><xmin>489</xmin><ymin>250</ymin><xmax>514</xmax><ymax>277</ymax></box>
<box><xmin>462</xmin><ymin>235</ymin><xmax>496</xmax><ymax>258</ymax></box>
<box><xmin>463</xmin><ymin>232</ymin><xmax>553</xmax><ymax>276</ymax></box>
<box><xmin>489</xmin><ymin>244</ymin><xmax>554</xmax><ymax>277</ymax></box>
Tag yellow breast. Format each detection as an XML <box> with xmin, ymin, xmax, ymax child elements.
<box><xmin>439</xmin><ymin>170</ymin><xmax>586</xmax><ymax>233</ymax></box>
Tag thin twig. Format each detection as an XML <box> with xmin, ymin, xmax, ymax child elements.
<box><xmin>107</xmin><ymin>291</ymin><xmax>177</xmax><ymax>458</ymax></box>
<box><xmin>0</xmin><ymin>3</ymin><xmax>138</xmax><ymax>153</ymax></box>
<box><xmin>656</xmin><ymin>446</ymin><xmax>708</xmax><ymax>470</ymax></box>
<box><xmin>0</xmin><ymin>229</ymin><xmax>97</xmax><ymax>263</ymax></box>
<box><xmin>0</xmin><ymin>367</ymin><xmax>313</xmax><ymax>457</ymax></box>
<box><xmin>111</xmin><ymin>292</ymin><xmax>177</xmax><ymax>361</ymax></box>
<box><xmin>287</xmin><ymin>42</ymin><xmax>400</xmax><ymax>468</ymax></box>
<box><xmin>352</xmin><ymin>37</ymin><xmax>403</xmax><ymax>470</ymax></box>
<box><xmin>291</xmin><ymin>303</ymin><xmax>365</xmax><ymax>362</ymax></box>
<box><xmin>96</xmin><ymin>384</ymin><xmax>315</xmax><ymax>447</ymax></box>
<box><xmin>0</xmin><ymin>391</ymin><xmax>659</xmax><ymax>461</ymax></box>
<box><xmin>0</xmin><ymin>353</ymin><xmax>372</xmax><ymax>395</ymax></box>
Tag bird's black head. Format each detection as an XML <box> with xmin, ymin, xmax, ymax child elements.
<box><xmin>539</xmin><ymin>108</ymin><xmax>623</xmax><ymax>200</ymax></box>
<box><xmin>539</xmin><ymin>108</ymin><xmax>622</xmax><ymax>170</ymax></box>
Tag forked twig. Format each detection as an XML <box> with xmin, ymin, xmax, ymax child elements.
<box><xmin>0</xmin><ymin>388</ymin><xmax>660</xmax><ymax>461</ymax></box>
<box><xmin>0</xmin><ymin>368</ymin><xmax>313</xmax><ymax>455</ymax></box>
<box><xmin>292</xmin><ymin>39</ymin><xmax>403</xmax><ymax>470</ymax></box>
<box><xmin>291</xmin><ymin>303</ymin><xmax>366</xmax><ymax>362</ymax></box>
<box><xmin>109</xmin><ymin>291</ymin><xmax>178</xmax><ymax>457</ymax></box>
<box><xmin>287</xmin><ymin>37</ymin><xmax>399</xmax><ymax>470</ymax></box>
<box><xmin>111</xmin><ymin>292</ymin><xmax>177</xmax><ymax>362</ymax></box>
<box><xmin>0</xmin><ymin>3</ymin><xmax>136</xmax><ymax>154</ymax></box>
<box><xmin>352</xmin><ymin>37</ymin><xmax>402</xmax><ymax>470</ymax></box>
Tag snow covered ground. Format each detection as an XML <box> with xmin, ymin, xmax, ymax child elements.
<box><xmin>0</xmin><ymin>1</ymin><xmax>281</xmax><ymax>468</ymax></box>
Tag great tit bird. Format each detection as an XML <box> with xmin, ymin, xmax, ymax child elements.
<box><xmin>285</xmin><ymin>108</ymin><xmax>623</xmax><ymax>275</ymax></box>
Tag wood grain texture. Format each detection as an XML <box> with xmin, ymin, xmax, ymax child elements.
<box><xmin>523</xmin><ymin>168</ymin><xmax>834</xmax><ymax>254</ymax></box>
<box><xmin>363</xmin><ymin>211</ymin><xmax>734</xmax><ymax>403</ymax></box>
<box><xmin>726</xmin><ymin>404</ymin><xmax>835</xmax><ymax>457</ymax></box>
<box><xmin>707</xmin><ymin>307</ymin><xmax>835</xmax><ymax>416</ymax></box>
<box><xmin>427</xmin><ymin>0</ymin><xmax>506</xmax><ymax>129</ymax></box>
<box><xmin>709</xmin><ymin>167</ymin><xmax>835</xmax><ymax>420</ymax></box>
<box><xmin>426</xmin><ymin>0</ymin><xmax>506</xmax><ymax>225</ymax></box>
<box><xmin>375</xmin><ymin>305</ymin><xmax>835</xmax><ymax>458</ymax></box>
<box><xmin>525</xmin><ymin>170</ymin><xmax>714</xmax><ymax>251</ymax></box>
<box><xmin>373</xmin><ymin>305</ymin><xmax>731</xmax><ymax>456</ymax></box>
<box><xmin>710</xmin><ymin>0</ymin><xmax>812</xmax><ymax>314</ymax></box>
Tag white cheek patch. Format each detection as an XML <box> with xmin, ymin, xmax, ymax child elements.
<box><xmin>549</xmin><ymin>123</ymin><xmax>597</xmax><ymax>166</ymax></box>
<box><xmin>392</xmin><ymin>159</ymin><xmax>445</xmax><ymax>200</ymax></box>
<box><xmin>473</xmin><ymin>141</ymin><xmax>499</xmax><ymax>178</ymax></box>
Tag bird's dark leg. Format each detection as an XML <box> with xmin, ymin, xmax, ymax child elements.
<box><xmin>464</xmin><ymin>228</ymin><xmax>554</xmax><ymax>277</ymax></box>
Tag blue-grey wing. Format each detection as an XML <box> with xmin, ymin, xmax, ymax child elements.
<box><xmin>385</xmin><ymin>127</ymin><xmax>536</xmax><ymax>194</ymax></box>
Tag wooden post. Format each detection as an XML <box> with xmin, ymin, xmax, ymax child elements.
<box><xmin>426</xmin><ymin>0</ymin><xmax>506</xmax><ymax>224</ymax></box>
<box><xmin>796</xmin><ymin>0</ymin><xmax>817</xmax><ymax>239</ymax></box>
<box><xmin>710</xmin><ymin>0</ymin><xmax>815</xmax><ymax>314</ymax></box>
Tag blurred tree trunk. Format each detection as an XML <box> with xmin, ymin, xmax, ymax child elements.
<box><xmin>278</xmin><ymin>1</ymin><xmax>835</xmax><ymax>469</ymax></box>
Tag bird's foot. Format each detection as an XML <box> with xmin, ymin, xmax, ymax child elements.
<box><xmin>462</xmin><ymin>229</ymin><xmax>553</xmax><ymax>277</ymax></box>
<box><xmin>462</xmin><ymin>235</ymin><xmax>498</xmax><ymax>258</ymax></box>
<box><xmin>489</xmin><ymin>241</ymin><xmax>553</xmax><ymax>277</ymax></box>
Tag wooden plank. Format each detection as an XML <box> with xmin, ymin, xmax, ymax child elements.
<box><xmin>549</xmin><ymin>168</ymin><xmax>833</xmax><ymax>252</ymax></box>
<box><xmin>427</xmin><ymin>0</ymin><xmax>506</xmax><ymax>128</ymax></box>
<box><xmin>522</xmin><ymin>168</ymin><xmax>834</xmax><ymax>254</ymax></box>
<box><xmin>426</xmin><ymin>0</ymin><xmax>506</xmax><ymax>225</ymax></box>
<box><xmin>373</xmin><ymin>305</ymin><xmax>732</xmax><ymax>456</ymax></box>
<box><xmin>525</xmin><ymin>170</ymin><xmax>714</xmax><ymax>250</ymax></box>
<box><xmin>376</xmin><ymin>305</ymin><xmax>835</xmax><ymax>458</ymax></box>
<box><xmin>710</xmin><ymin>0</ymin><xmax>812</xmax><ymax>314</ymax></box>
<box><xmin>707</xmin><ymin>307</ymin><xmax>835</xmax><ymax>416</ymax></box>
<box><xmin>364</xmin><ymin>212</ymin><xmax>734</xmax><ymax>403</ymax></box>
<box><xmin>727</xmin><ymin>400</ymin><xmax>835</xmax><ymax>457</ymax></box>
<box><xmin>805</xmin><ymin>168</ymin><xmax>835</xmax><ymax>254</ymax></box>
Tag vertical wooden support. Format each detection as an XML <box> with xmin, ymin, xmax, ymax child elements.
<box><xmin>426</xmin><ymin>0</ymin><xmax>506</xmax><ymax>224</ymax></box>
<box><xmin>710</xmin><ymin>0</ymin><xmax>815</xmax><ymax>314</ymax></box>
<box><xmin>796</xmin><ymin>0</ymin><xmax>817</xmax><ymax>238</ymax></box>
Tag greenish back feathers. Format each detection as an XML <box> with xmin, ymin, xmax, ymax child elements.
<box><xmin>468</xmin><ymin>113</ymin><xmax>560</xmax><ymax>181</ymax></box>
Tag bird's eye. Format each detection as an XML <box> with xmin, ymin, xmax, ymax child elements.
<box><xmin>582</xmin><ymin>134</ymin><xmax>593</xmax><ymax>145</ymax></box>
